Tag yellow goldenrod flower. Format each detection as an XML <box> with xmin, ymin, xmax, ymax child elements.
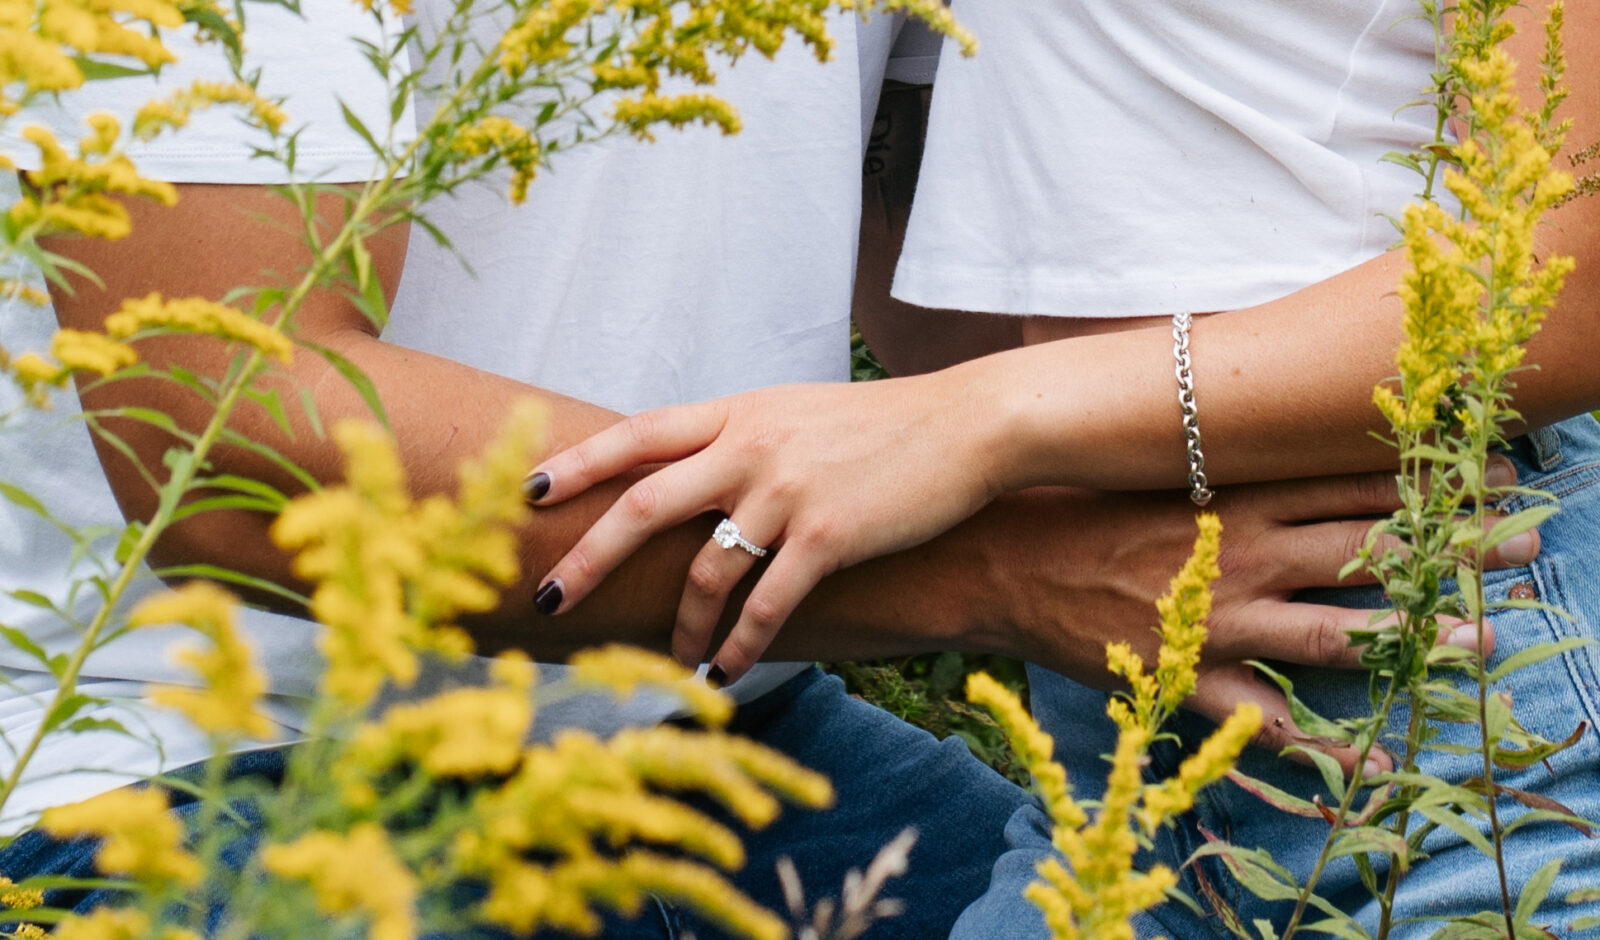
<box><xmin>0</xmin><ymin>875</ymin><xmax>43</xmax><ymax>910</ymax></box>
<box><xmin>49</xmin><ymin>908</ymin><xmax>149</xmax><ymax>940</ymax></box>
<box><xmin>970</xmin><ymin>516</ymin><xmax>1258</xmax><ymax>940</ymax></box>
<box><xmin>619</xmin><ymin>851</ymin><xmax>788</xmax><ymax>940</ymax></box>
<box><xmin>49</xmin><ymin>327</ymin><xmax>138</xmax><ymax>376</ymax></box>
<box><xmin>1378</xmin><ymin>0</ymin><xmax>1573</xmax><ymax>440</ymax></box>
<box><xmin>11</xmin><ymin>923</ymin><xmax>48</xmax><ymax>939</ymax></box>
<box><xmin>447</xmin><ymin>115</ymin><xmax>541</xmax><ymax>203</ymax></box>
<box><xmin>262</xmin><ymin>823</ymin><xmax>418</xmax><ymax>940</ymax></box>
<box><xmin>40</xmin><ymin>787</ymin><xmax>202</xmax><ymax>887</ymax></box>
<box><xmin>613</xmin><ymin>92</ymin><xmax>741</xmax><ymax>141</ymax></box>
<box><xmin>128</xmin><ymin>582</ymin><xmax>275</xmax><ymax>739</ymax></box>
<box><xmin>0</xmin><ymin>279</ymin><xmax>50</xmax><ymax>307</ymax></box>
<box><xmin>103</xmin><ymin>293</ymin><xmax>293</xmax><ymax>363</ymax></box>
<box><xmin>272</xmin><ymin>405</ymin><xmax>542</xmax><ymax>706</ymax></box>
<box><xmin>132</xmin><ymin>79</ymin><xmax>288</xmax><ymax>140</ymax></box>
<box><xmin>567</xmin><ymin>644</ymin><xmax>733</xmax><ymax>727</ymax></box>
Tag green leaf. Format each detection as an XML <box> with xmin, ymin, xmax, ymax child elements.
<box><xmin>198</xmin><ymin>473</ymin><xmax>289</xmax><ymax>505</ymax></box>
<box><xmin>1251</xmin><ymin>662</ymin><xmax>1354</xmax><ymax>745</ymax></box>
<box><xmin>298</xmin><ymin>386</ymin><xmax>326</xmax><ymax>439</ymax></box>
<box><xmin>1328</xmin><ymin>825</ymin><xmax>1410</xmax><ymax>872</ymax></box>
<box><xmin>1414</xmin><ymin>803</ymin><xmax>1495</xmax><ymax>856</ymax></box>
<box><xmin>1301</xmin><ymin>917</ymin><xmax>1373</xmax><ymax>940</ymax></box>
<box><xmin>339</xmin><ymin>98</ymin><xmax>382</xmax><ymax>154</ymax></box>
<box><xmin>243</xmin><ymin>385</ymin><xmax>294</xmax><ymax>438</ymax></box>
<box><xmin>1401</xmin><ymin>443</ymin><xmax>1465</xmax><ymax>465</ymax></box>
<box><xmin>0</xmin><ymin>480</ymin><xmax>48</xmax><ymax>517</ymax></box>
<box><xmin>350</xmin><ymin>234</ymin><xmax>374</xmax><ymax>293</ymax></box>
<box><xmin>113</xmin><ymin>520</ymin><xmax>145</xmax><ymax>565</ymax></box>
<box><xmin>1489</xmin><ymin>637</ymin><xmax>1590</xmax><ymax>683</ymax></box>
<box><xmin>63</xmin><ymin>716</ymin><xmax>132</xmax><ymax>737</ymax></box>
<box><xmin>6</xmin><ymin>590</ymin><xmax>59</xmax><ymax>614</ymax></box>
<box><xmin>1225</xmin><ymin>770</ymin><xmax>1326</xmax><ymax>818</ymax></box>
<box><xmin>297</xmin><ymin>339</ymin><xmax>389</xmax><ymax>427</ymax></box>
<box><xmin>0</xmin><ymin>623</ymin><xmax>52</xmax><ymax>669</ymax></box>
<box><xmin>42</xmin><ymin>693</ymin><xmax>97</xmax><ymax>735</ymax></box>
<box><xmin>171</xmin><ymin>494</ymin><xmax>283</xmax><ymax>520</ymax></box>
<box><xmin>1483</xmin><ymin>503</ymin><xmax>1561</xmax><ymax>551</ymax></box>
<box><xmin>71</xmin><ymin>57</ymin><xmax>153</xmax><ymax>81</ymax></box>
<box><xmin>150</xmin><ymin>564</ymin><xmax>309</xmax><ymax>607</ymax></box>
<box><xmin>1189</xmin><ymin>842</ymin><xmax>1302</xmax><ymax>902</ymax></box>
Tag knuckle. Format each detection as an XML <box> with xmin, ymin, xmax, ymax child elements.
<box><xmin>564</xmin><ymin>543</ymin><xmax>598</xmax><ymax>583</ymax></box>
<box><xmin>1339</xmin><ymin>527</ymin><xmax>1370</xmax><ymax>570</ymax></box>
<box><xmin>742</xmin><ymin>591</ymin><xmax>786</xmax><ymax>632</ymax></box>
<box><xmin>793</xmin><ymin>517</ymin><xmax>840</xmax><ymax>554</ymax></box>
<box><xmin>1353</xmin><ymin>472</ymin><xmax>1399</xmax><ymax>514</ymax></box>
<box><xmin>720</xmin><ymin>630</ymin><xmax>765</xmax><ymax>673</ymax></box>
<box><xmin>620</xmin><ymin>480</ymin><xmax>661</xmax><ymax>524</ymax></box>
<box><xmin>1303</xmin><ymin>616</ymin><xmax>1351</xmax><ymax>666</ymax></box>
<box><xmin>567</xmin><ymin>440</ymin><xmax>596</xmax><ymax>481</ymax></box>
<box><xmin>685</xmin><ymin>555</ymin><xmax>726</xmax><ymax>599</ymax></box>
<box><xmin>623</xmin><ymin>410</ymin><xmax>663</xmax><ymax>449</ymax></box>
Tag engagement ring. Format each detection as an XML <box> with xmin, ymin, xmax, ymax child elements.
<box><xmin>712</xmin><ymin>518</ymin><xmax>769</xmax><ymax>557</ymax></box>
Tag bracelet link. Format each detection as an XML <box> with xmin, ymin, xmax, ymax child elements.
<box><xmin>1172</xmin><ymin>311</ymin><xmax>1213</xmax><ymax>507</ymax></box>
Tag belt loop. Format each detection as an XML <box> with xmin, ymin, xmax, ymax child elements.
<box><xmin>1527</xmin><ymin>424</ymin><xmax>1563</xmax><ymax>471</ymax></box>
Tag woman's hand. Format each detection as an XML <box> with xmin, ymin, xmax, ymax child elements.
<box><xmin>524</xmin><ymin>371</ymin><xmax>1010</xmax><ymax>681</ymax></box>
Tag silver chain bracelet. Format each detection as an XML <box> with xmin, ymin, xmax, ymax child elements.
<box><xmin>1171</xmin><ymin>311</ymin><xmax>1213</xmax><ymax>507</ymax></box>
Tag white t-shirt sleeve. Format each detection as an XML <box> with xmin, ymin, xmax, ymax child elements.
<box><xmin>884</xmin><ymin>19</ymin><xmax>942</xmax><ymax>86</ymax></box>
<box><xmin>2</xmin><ymin>1</ymin><xmax>414</xmax><ymax>184</ymax></box>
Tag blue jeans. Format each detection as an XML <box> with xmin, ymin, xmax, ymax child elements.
<box><xmin>0</xmin><ymin>668</ymin><xmax>1027</xmax><ymax>939</ymax></box>
<box><xmin>956</xmin><ymin>415</ymin><xmax>1600</xmax><ymax>938</ymax></box>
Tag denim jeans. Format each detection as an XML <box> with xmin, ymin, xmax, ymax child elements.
<box><xmin>0</xmin><ymin>668</ymin><xmax>1027</xmax><ymax>939</ymax></box>
<box><xmin>955</xmin><ymin>414</ymin><xmax>1600</xmax><ymax>938</ymax></box>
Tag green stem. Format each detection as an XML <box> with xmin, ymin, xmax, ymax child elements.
<box><xmin>0</xmin><ymin>348</ymin><xmax>266</xmax><ymax>815</ymax></box>
<box><xmin>1278</xmin><ymin>687</ymin><xmax>1401</xmax><ymax>940</ymax></box>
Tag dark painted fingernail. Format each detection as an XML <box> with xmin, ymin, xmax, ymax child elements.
<box><xmin>522</xmin><ymin>471</ymin><xmax>551</xmax><ymax>503</ymax></box>
<box><xmin>706</xmin><ymin>664</ymin><xmax>727</xmax><ymax>689</ymax></box>
<box><xmin>533</xmin><ymin>579</ymin><xmax>563</xmax><ymax>614</ymax></box>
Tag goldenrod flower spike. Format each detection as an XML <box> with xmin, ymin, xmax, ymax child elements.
<box><xmin>262</xmin><ymin>823</ymin><xmax>419</xmax><ymax>940</ymax></box>
<box><xmin>40</xmin><ymin>788</ymin><xmax>203</xmax><ymax>888</ymax></box>
<box><xmin>568</xmin><ymin>644</ymin><xmax>734</xmax><ymax>727</ymax></box>
<box><xmin>129</xmin><ymin>582</ymin><xmax>274</xmax><ymax>739</ymax></box>
<box><xmin>0</xmin><ymin>875</ymin><xmax>43</xmax><ymax>911</ymax></box>
<box><xmin>104</xmin><ymin>293</ymin><xmax>293</xmax><ymax>363</ymax></box>
<box><xmin>271</xmin><ymin>404</ymin><xmax>543</xmax><ymax>706</ymax></box>
<box><xmin>970</xmin><ymin>515</ymin><xmax>1259</xmax><ymax>939</ymax></box>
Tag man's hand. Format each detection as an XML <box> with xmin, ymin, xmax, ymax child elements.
<box><xmin>945</xmin><ymin>464</ymin><xmax>1529</xmax><ymax>774</ymax></box>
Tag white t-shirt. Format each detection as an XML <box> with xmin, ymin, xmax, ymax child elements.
<box><xmin>0</xmin><ymin>3</ymin><xmax>895</xmax><ymax>831</ymax></box>
<box><xmin>893</xmin><ymin>0</ymin><xmax>1453</xmax><ymax>317</ymax></box>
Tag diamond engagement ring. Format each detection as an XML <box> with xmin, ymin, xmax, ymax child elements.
<box><xmin>712</xmin><ymin>518</ymin><xmax>769</xmax><ymax>557</ymax></box>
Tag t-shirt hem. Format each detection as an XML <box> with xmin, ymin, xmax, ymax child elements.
<box><xmin>890</xmin><ymin>257</ymin><xmax>1372</xmax><ymax>317</ymax></box>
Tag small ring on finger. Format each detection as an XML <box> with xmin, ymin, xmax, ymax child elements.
<box><xmin>712</xmin><ymin>518</ymin><xmax>769</xmax><ymax>558</ymax></box>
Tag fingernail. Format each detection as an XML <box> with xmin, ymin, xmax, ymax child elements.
<box><xmin>1485</xmin><ymin>459</ymin><xmax>1516</xmax><ymax>489</ymax></box>
<box><xmin>522</xmin><ymin>471</ymin><xmax>551</xmax><ymax>503</ymax></box>
<box><xmin>533</xmin><ymin>579</ymin><xmax>563</xmax><ymax>614</ymax></box>
<box><xmin>1498</xmin><ymin>530</ymin><xmax>1537</xmax><ymax>566</ymax></box>
<box><xmin>1444</xmin><ymin>622</ymin><xmax>1482</xmax><ymax>651</ymax></box>
<box><xmin>1362</xmin><ymin>757</ymin><xmax>1385</xmax><ymax>780</ymax></box>
<box><xmin>706</xmin><ymin>664</ymin><xmax>727</xmax><ymax>689</ymax></box>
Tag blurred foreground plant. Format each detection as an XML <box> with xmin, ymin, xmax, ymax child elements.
<box><xmin>0</xmin><ymin>0</ymin><xmax>970</xmax><ymax>937</ymax></box>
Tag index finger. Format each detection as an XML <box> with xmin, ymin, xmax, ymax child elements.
<box><xmin>524</xmin><ymin>403</ymin><xmax>728</xmax><ymax>505</ymax></box>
